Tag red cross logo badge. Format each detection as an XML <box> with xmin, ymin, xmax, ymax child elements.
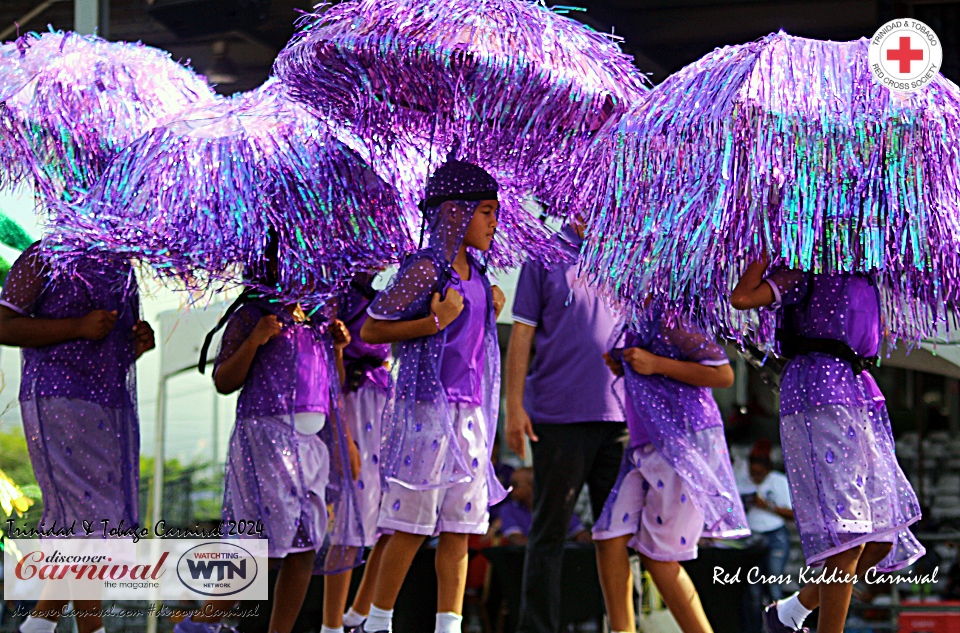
<box><xmin>886</xmin><ymin>36</ymin><xmax>924</xmax><ymax>73</ymax></box>
<box><xmin>869</xmin><ymin>19</ymin><xmax>943</xmax><ymax>93</ymax></box>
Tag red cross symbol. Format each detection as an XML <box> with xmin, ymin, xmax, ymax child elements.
<box><xmin>887</xmin><ymin>36</ymin><xmax>924</xmax><ymax>73</ymax></box>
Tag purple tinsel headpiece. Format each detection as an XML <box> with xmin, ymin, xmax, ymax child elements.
<box><xmin>0</xmin><ymin>29</ymin><xmax>215</xmax><ymax>200</ymax></box>
<box><xmin>274</xmin><ymin>0</ymin><xmax>648</xmax><ymax>225</ymax></box>
<box><xmin>45</xmin><ymin>79</ymin><xmax>409</xmax><ymax>306</ymax></box>
<box><xmin>565</xmin><ymin>31</ymin><xmax>960</xmax><ymax>348</ymax></box>
<box><xmin>336</xmin><ymin>132</ymin><xmax>569</xmax><ymax>271</ymax></box>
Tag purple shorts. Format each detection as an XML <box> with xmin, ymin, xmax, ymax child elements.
<box><xmin>592</xmin><ymin>444</ymin><xmax>704</xmax><ymax>562</ymax></box>
<box><xmin>224</xmin><ymin>416</ymin><xmax>329</xmax><ymax>558</ymax></box>
<box><xmin>21</xmin><ymin>396</ymin><xmax>139</xmax><ymax>537</ymax></box>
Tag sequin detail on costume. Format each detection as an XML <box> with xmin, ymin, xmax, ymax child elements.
<box><xmin>1</xmin><ymin>245</ymin><xmax>141</xmax><ymax>535</ymax></box>
<box><xmin>593</xmin><ymin>311</ymin><xmax>748</xmax><ymax>541</ymax></box>
<box><xmin>770</xmin><ymin>270</ymin><xmax>925</xmax><ymax>571</ymax></box>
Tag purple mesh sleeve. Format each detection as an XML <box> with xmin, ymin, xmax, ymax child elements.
<box><xmin>367</xmin><ymin>255</ymin><xmax>441</xmax><ymax>321</ymax></box>
<box><xmin>0</xmin><ymin>243</ymin><xmax>44</xmax><ymax>315</ymax></box>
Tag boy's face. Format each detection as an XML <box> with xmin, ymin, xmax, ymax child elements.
<box><xmin>462</xmin><ymin>200</ymin><xmax>499</xmax><ymax>251</ymax></box>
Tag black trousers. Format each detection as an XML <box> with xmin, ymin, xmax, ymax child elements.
<box><xmin>516</xmin><ymin>421</ymin><xmax>628</xmax><ymax>633</ymax></box>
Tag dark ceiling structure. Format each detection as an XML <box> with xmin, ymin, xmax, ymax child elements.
<box><xmin>0</xmin><ymin>0</ymin><xmax>957</xmax><ymax>93</ymax></box>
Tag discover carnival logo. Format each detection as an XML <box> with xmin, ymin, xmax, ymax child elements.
<box><xmin>176</xmin><ymin>542</ymin><xmax>260</xmax><ymax>597</ymax></box>
<box><xmin>3</xmin><ymin>538</ymin><xmax>268</xmax><ymax>600</ymax></box>
<box><xmin>869</xmin><ymin>18</ymin><xmax>942</xmax><ymax>92</ymax></box>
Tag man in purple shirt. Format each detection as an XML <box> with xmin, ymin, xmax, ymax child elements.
<box><xmin>505</xmin><ymin>219</ymin><xmax>626</xmax><ymax>633</ymax></box>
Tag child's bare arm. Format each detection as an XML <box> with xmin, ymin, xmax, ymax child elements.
<box><xmin>731</xmin><ymin>257</ymin><xmax>775</xmax><ymax>310</ymax></box>
<box><xmin>361</xmin><ymin>290</ymin><xmax>463</xmax><ymax>344</ymax></box>
<box><xmin>214</xmin><ymin>315</ymin><xmax>281</xmax><ymax>394</ymax></box>
<box><xmin>623</xmin><ymin>347</ymin><xmax>734</xmax><ymax>389</ymax></box>
<box><xmin>330</xmin><ymin>319</ymin><xmax>351</xmax><ymax>385</ymax></box>
<box><xmin>0</xmin><ymin>305</ymin><xmax>121</xmax><ymax>348</ymax></box>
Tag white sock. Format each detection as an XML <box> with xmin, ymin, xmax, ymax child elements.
<box><xmin>365</xmin><ymin>605</ymin><xmax>393</xmax><ymax>633</ymax></box>
<box><xmin>91</xmin><ymin>629</ymin><xmax>106</xmax><ymax>633</ymax></box>
<box><xmin>20</xmin><ymin>617</ymin><xmax>57</xmax><ymax>633</ymax></box>
<box><xmin>344</xmin><ymin>607</ymin><xmax>367</xmax><ymax>627</ymax></box>
<box><xmin>777</xmin><ymin>592</ymin><xmax>812</xmax><ymax>629</ymax></box>
<box><xmin>435</xmin><ymin>612</ymin><xmax>463</xmax><ymax>633</ymax></box>
<box><xmin>322</xmin><ymin>626</ymin><xmax>344</xmax><ymax>633</ymax></box>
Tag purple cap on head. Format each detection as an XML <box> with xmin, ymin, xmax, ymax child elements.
<box><xmin>420</xmin><ymin>156</ymin><xmax>499</xmax><ymax>211</ymax></box>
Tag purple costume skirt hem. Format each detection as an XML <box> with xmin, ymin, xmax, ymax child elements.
<box><xmin>222</xmin><ymin>417</ymin><xmax>329</xmax><ymax>559</ymax></box>
<box><xmin>21</xmin><ymin>396</ymin><xmax>139</xmax><ymax>534</ymax></box>
<box><xmin>780</xmin><ymin>401</ymin><xmax>925</xmax><ymax>571</ymax></box>
<box><xmin>803</xmin><ymin>514</ymin><xmax>924</xmax><ymax>572</ymax></box>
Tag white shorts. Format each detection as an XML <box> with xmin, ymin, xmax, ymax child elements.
<box><xmin>378</xmin><ymin>404</ymin><xmax>490</xmax><ymax>536</ymax></box>
<box><xmin>592</xmin><ymin>444</ymin><xmax>705</xmax><ymax>562</ymax></box>
<box><xmin>339</xmin><ymin>385</ymin><xmax>388</xmax><ymax>547</ymax></box>
<box><xmin>224</xmin><ymin>417</ymin><xmax>329</xmax><ymax>558</ymax></box>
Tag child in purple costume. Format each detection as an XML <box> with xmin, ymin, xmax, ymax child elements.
<box><xmin>357</xmin><ymin>157</ymin><xmax>506</xmax><ymax>633</ymax></box>
<box><xmin>596</xmin><ymin>309</ymin><xmax>743</xmax><ymax>633</ymax></box>
<box><xmin>0</xmin><ymin>243</ymin><xmax>155</xmax><ymax>633</ymax></box>
<box><xmin>732</xmin><ymin>259</ymin><xmax>924</xmax><ymax>633</ymax></box>
<box><xmin>176</xmin><ymin>244</ymin><xmax>362</xmax><ymax>633</ymax></box>
<box><xmin>325</xmin><ymin>273</ymin><xmax>394</xmax><ymax>633</ymax></box>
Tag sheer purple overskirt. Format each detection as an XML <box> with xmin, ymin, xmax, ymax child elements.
<box><xmin>780</xmin><ymin>402</ymin><xmax>924</xmax><ymax>570</ymax></box>
<box><xmin>216</xmin><ymin>300</ymin><xmax>363</xmax><ymax>572</ymax></box>
<box><xmin>1</xmin><ymin>245</ymin><xmax>141</xmax><ymax>535</ymax></box>
<box><xmin>372</xmin><ymin>249</ymin><xmax>506</xmax><ymax>505</ymax></box>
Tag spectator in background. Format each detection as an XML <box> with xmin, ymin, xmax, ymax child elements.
<box><xmin>506</xmin><ymin>217</ymin><xmax>625</xmax><ymax>633</ymax></box>
<box><xmin>500</xmin><ymin>468</ymin><xmax>591</xmax><ymax>546</ymax></box>
<box><xmin>490</xmin><ymin>433</ymin><xmax>515</xmax><ymax>523</ymax></box>
<box><xmin>742</xmin><ymin>439</ymin><xmax>794</xmax><ymax>633</ymax></box>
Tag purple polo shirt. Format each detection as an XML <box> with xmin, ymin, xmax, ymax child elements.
<box><xmin>512</xmin><ymin>225</ymin><xmax>623</xmax><ymax>424</ymax></box>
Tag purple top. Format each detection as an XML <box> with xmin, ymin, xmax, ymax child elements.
<box><xmin>294</xmin><ymin>327</ymin><xmax>330</xmax><ymax>414</ymax></box>
<box><xmin>499</xmin><ymin>499</ymin><xmax>584</xmax><ymax>538</ymax></box>
<box><xmin>339</xmin><ymin>283</ymin><xmax>391</xmax><ymax>392</ymax></box>
<box><xmin>369</xmin><ymin>259</ymin><xmax>488</xmax><ymax>405</ymax></box>
<box><xmin>622</xmin><ymin>312</ymin><xmax>729</xmax><ymax>449</ymax></box>
<box><xmin>364</xmin><ymin>246</ymin><xmax>507</xmax><ymax>503</ymax></box>
<box><xmin>764</xmin><ymin>268</ymin><xmax>885</xmax><ymax>415</ymax></box>
<box><xmin>216</xmin><ymin>301</ymin><xmax>331</xmax><ymax>420</ymax></box>
<box><xmin>0</xmin><ymin>243</ymin><xmax>138</xmax><ymax>409</ymax></box>
<box><xmin>439</xmin><ymin>264</ymin><xmax>487</xmax><ymax>405</ymax></box>
<box><xmin>512</xmin><ymin>225</ymin><xmax>623</xmax><ymax>423</ymax></box>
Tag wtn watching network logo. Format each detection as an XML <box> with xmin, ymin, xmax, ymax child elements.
<box><xmin>177</xmin><ymin>542</ymin><xmax>260</xmax><ymax>597</ymax></box>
